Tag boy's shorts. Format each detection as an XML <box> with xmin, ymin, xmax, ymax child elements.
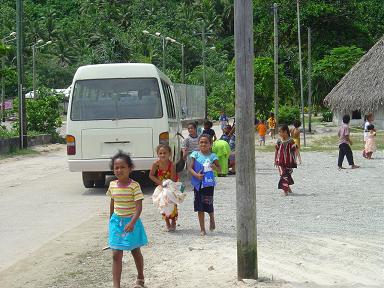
<box><xmin>259</xmin><ymin>136</ymin><xmax>265</xmax><ymax>142</ymax></box>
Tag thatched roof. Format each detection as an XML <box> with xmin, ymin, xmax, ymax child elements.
<box><xmin>324</xmin><ymin>36</ymin><xmax>384</xmax><ymax>113</ymax></box>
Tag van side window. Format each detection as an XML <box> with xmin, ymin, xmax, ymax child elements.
<box><xmin>161</xmin><ymin>80</ymin><xmax>176</xmax><ymax>119</ymax></box>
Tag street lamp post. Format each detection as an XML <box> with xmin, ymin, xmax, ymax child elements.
<box><xmin>166</xmin><ymin>37</ymin><xmax>185</xmax><ymax>83</ymax></box>
<box><xmin>1</xmin><ymin>32</ymin><xmax>16</xmax><ymax>123</ymax></box>
<box><xmin>143</xmin><ymin>30</ymin><xmax>167</xmax><ymax>71</ymax></box>
<box><xmin>32</xmin><ymin>40</ymin><xmax>52</xmax><ymax>98</ymax></box>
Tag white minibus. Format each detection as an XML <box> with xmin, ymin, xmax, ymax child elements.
<box><xmin>66</xmin><ymin>63</ymin><xmax>182</xmax><ymax>188</ymax></box>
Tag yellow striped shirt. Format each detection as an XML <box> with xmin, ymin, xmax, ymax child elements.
<box><xmin>106</xmin><ymin>180</ymin><xmax>144</xmax><ymax>216</ymax></box>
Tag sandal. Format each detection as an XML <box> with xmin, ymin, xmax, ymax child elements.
<box><xmin>134</xmin><ymin>278</ymin><xmax>145</xmax><ymax>288</ymax></box>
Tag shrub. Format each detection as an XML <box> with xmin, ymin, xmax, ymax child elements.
<box><xmin>321</xmin><ymin>110</ymin><xmax>333</xmax><ymax>122</ymax></box>
<box><xmin>12</xmin><ymin>87</ymin><xmax>63</xmax><ymax>136</ymax></box>
<box><xmin>278</xmin><ymin>105</ymin><xmax>300</xmax><ymax>125</ymax></box>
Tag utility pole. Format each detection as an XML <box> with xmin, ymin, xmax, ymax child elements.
<box><xmin>296</xmin><ymin>0</ymin><xmax>306</xmax><ymax>146</ymax></box>
<box><xmin>1</xmin><ymin>56</ymin><xmax>5</xmax><ymax>122</ymax></box>
<box><xmin>181</xmin><ymin>43</ymin><xmax>185</xmax><ymax>84</ymax></box>
<box><xmin>273</xmin><ymin>3</ymin><xmax>279</xmax><ymax>127</ymax></box>
<box><xmin>16</xmin><ymin>0</ymin><xmax>27</xmax><ymax>149</ymax></box>
<box><xmin>201</xmin><ymin>22</ymin><xmax>207</xmax><ymax>118</ymax></box>
<box><xmin>235</xmin><ymin>0</ymin><xmax>257</xmax><ymax>280</ymax></box>
<box><xmin>307</xmin><ymin>27</ymin><xmax>312</xmax><ymax>133</ymax></box>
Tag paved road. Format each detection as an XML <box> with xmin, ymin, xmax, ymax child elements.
<box><xmin>0</xmin><ymin>145</ymin><xmax>107</xmax><ymax>271</ymax></box>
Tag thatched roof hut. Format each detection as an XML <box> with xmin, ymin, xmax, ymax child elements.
<box><xmin>324</xmin><ymin>36</ymin><xmax>384</xmax><ymax>114</ymax></box>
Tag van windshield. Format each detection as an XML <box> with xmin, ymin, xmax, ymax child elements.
<box><xmin>70</xmin><ymin>78</ymin><xmax>163</xmax><ymax>120</ymax></box>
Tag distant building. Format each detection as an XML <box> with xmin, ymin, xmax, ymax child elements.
<box><xmin>324</xmin><ymin>36</ymin><xmax>384</xmax><ymax>129</ymax></box>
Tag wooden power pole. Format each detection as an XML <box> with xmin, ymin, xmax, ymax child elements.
<box><xmin>16</xmin><ymin>0</ymin><xmax>27</xmax><ymax>149</ymax></box>
<box><xmin>273</xmin><ymin>3</ymin><xmax>279</xmax><ymax>127</ymax></box>
<box><xmin>307</xmin><ymin>27</ymin><xmax>312</xmax><ymax>133</ymax></box>
<box><xmin>235</xmin><ymin>0</ymin><xmax>257</xmax><ymax>280</ymax></box>
<box><xmin>296</xmin><ymin>0</ymin><xmax>306</xmax><ymax>146</ymax></box>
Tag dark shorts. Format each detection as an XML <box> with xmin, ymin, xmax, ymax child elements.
<box><xmin>194</xmin><ymin>186</ymin><xmax>214</xmax><ymax>213</ymax></box>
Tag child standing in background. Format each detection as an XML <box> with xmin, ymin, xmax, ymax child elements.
<box><xmin>363</xmin><ymin>113</ymin><xmax>374</xmax><ymax>158</ymax></box>
<box><xmin>149</xmin><ymin>144</ymin><xmax>179</xmax><ymax>231</ymax></box>
<box><xmin>107</xmin><ymin>151</ymin><xmax>148</xmax><ymax>288</ymax></box>
<box><xmin>188</xmin><ymin>134</ymin><xmax>221</xmax><ymax>236</ymax></box>
<box><xmin>219</xmin><ymin>110</ymin><xmax>229</xmax><ymax>133</ymax></box>
<box><xmin>290</xmin><ymin>120</ymin><xmax>302</xmax><ymax>164</ymax></box>
<box><xmin>202</xmin><ymin>120</ymin><xmax>217</xmax><ymax>142</ymax></box>
<box><xmin>256</xmin><ymin>120</ymin><xmax>267</xmax><ymax>145</ymax></box>
<box><xmin>364</xmin><ymin>124</ymin><xmax>377</xmax><ymax>159</ymax></box>
<box><xmin>267</xmin><ymin>112</ymin><xmax>277</xmax><ymax>139</ymax></box>
<box><xmin>274</xmin><ymin>125</ymin><xmax>297</xmax><ymax>196</ymax></box>
<box><xmin>182</xmin><ymin>122</ymin><xmax>200</xmax><ymax>161</ymax></box>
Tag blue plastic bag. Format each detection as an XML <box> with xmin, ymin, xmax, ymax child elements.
<box><xmin>191</xmin><ymin>160</ymin><xmax>204</xmax><ymax>190</ymax></box>
<box><xmin>202</xmin><ymin>170</ymin><xmax>215</xmax><ymax>188</ymax></box>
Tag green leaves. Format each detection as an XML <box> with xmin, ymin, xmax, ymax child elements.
<box><xmin>312</xmin><ymin>46</ymin><xmax>364</xmax><ymax>103</ymax></box>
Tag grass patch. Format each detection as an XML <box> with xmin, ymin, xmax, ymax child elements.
<box><xmin>0</xmin><ymin>148</ymin><xmax>39</xmax><ymax>160</ymax></box>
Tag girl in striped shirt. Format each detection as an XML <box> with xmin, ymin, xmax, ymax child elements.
<box><xmin>107</xmin><ymin>151</ymin><xmax>148</xmax><ymax>288</ymax></box>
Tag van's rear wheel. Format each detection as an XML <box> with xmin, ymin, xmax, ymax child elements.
<box><xmin>94</xmin><ymin>179</ymin><xmax>106</xmax><ymax>188</ymax></box>
<box><xmin>82</xmin><ymin>172</ymin><xmax>95</xmax><ymax>188</ymax></box>
<box><xmin>83</xmin><ymin>179</ymin><xmax>95</xmax><ymax>188</ymax></box>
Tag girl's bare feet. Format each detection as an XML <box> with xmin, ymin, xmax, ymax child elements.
<box><xmin>200</xmin><ymin>230</ymin><xmax>206</xmax><ymax>236</ymax></box>
<box><xmin>209</xmin><ymin>219</ymin><xmax>215</xmax><ymax>231</ymax></box>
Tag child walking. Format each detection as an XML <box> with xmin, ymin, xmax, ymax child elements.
<box><xmin>364</xmin><ymin>124</ymin><xmax>377</xmax><ymax>159</ymax></box>
<box><xmin>107</xmin><ymin>151</ymin><xmax>148</xmax><ymax>288</ymax></box>
<box><xmin>256</xmin><ymin>120</ymin><xmax>267</xmax><ymax>145</ymax></box>
<box><xmin>267</xmin><ymin>112</ymin><xmax>277</xmax><ymax>139</ymax></box>
<box><xmin>149</xmin><ymin>144</ymin><xmax>179</xmax><ymax>231</ymax></box>
<box><xmin>290</xmin><ymin>120</ymin><xmax>302</xmax><ymax>164</ymax></box>
<box><xmin>274</xmin><ymin>125</ymin><xmax>297</xmax><ymax>196</ymax></box>
<box><xmin>338</xmin><ymin>114</ymin><xmax>360</xmax><ymax>170</ymax></box>
<box><xmin>188</xmin><ymin>134</ymin><xmax>221</xmax><ymax>236</ymax></box>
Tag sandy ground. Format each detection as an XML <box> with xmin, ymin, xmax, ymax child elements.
<box><xmin>0</xmin><ymin>138</ymin><xmax>383</xmax><ymax>287</ymax></box>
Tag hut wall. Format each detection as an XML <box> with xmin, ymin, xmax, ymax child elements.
<box><xmin>332</xmin><ymin>107</ymin><xmax>384</xmax><ymax>130</ymax></box>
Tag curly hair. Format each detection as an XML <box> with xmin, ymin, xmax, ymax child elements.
<box><xmin>110</xmin><ymin>150</ymin><xmax>134</xmax><ymax>170</ymax></box>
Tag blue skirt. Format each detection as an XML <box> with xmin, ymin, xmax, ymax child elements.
<box><xmin>109</xmin><ymin>213</ymin><xmax>148</xmax><ymax>251</ymax></box>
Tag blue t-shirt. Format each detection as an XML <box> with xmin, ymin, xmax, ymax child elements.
<box><xmin>190</xmin><ymin>151</ymin><xmax>218</xmax><ymax>167</ymax></box>
<box><xmin>219</xmin><ymin>114</ymin><xmax>228</xmax><ymax>122</ymax></box>
<box><xmin>190</xmin><ymin>151</ymin><xmax>218</xmax><ymax>189</ymax></box>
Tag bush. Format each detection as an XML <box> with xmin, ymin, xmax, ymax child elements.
<box><xmin>278</xmin><ymin>105</ymin><xmax>300</xmax><ymax>125</ymax></box>
<box><xmin>12</xmin><ymin>87</ymin><xmax>63</xmax><ymax>136</ymax></box>
<box><xmin>0</xmin><ymin>126</ymin><xmax>18</xmax><ymax>139</ymax></box>
<box><xmin>321</xmin><ymin>110</ymin><xmax>333</xmax><ymax>122</ymax></box>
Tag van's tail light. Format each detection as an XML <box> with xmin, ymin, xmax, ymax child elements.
<box><xmin>66</xmin><ymin>135</ymin><xmax>76</xmax><ymax>155</ymax></box>
<box><xmin>159</xmin><ymin>132</ymin><xmax>169</xmax><ymax>145</ymax></box>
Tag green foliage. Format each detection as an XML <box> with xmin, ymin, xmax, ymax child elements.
<box><xmin>0</xmin><ymin>125</ymin><xmax>18</xmax><ymax>139</ymax></box>
<box><xmin>12</xmin><ymin>87</ymin><xmax>63</xmax><ymax>135</ymax></box>
<box><xmin>227</xmin><ymin>57</ymin><xmax>295</xmax><ymax>119</ymax></box>
<box><xmin>312</xmin><ymin>46</ymin><xmax>364</xmax><ymax>104</ymax></box>
<box><xmin>2</xmin><ymin>0</ymin><xmax>384</xmax><ymax>117</ymax></box>
<box><xmin>278</xmin><ymin>105</ymin><xmax>300</xmax><ymax>125</ymax></box>
<box><xmin>321</xmin><ymin>110</ymin><xmax>333</xmax><ymax>122</ymax></box>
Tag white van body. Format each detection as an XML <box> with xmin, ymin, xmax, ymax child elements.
<box><xmin>66</xmin><ymin>63</ymin><xmax>182</xmax><ymax>188</ymax></box>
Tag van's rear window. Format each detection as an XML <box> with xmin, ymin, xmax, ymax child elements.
<box><xmin>70</xmin><ymin>78</ymin><xmax>163</xmax><ymax>120</ymax></box>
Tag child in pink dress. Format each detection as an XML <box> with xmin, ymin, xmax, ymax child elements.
<box><xmin>364</xmin><ymin>124</ymin><xmax>377</xmax><ymax>159</ymax></box>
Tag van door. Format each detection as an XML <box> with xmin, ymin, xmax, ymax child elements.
<box><xmin>81</xmin><ymin>126</ymin><xmax>154</xmax><ymax>159</ymax></box>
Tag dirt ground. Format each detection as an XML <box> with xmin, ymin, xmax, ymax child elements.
<box><xmin>0</xmin><ymin>124</ymin><xmax>383</xmax><ymax>288</ymax></box>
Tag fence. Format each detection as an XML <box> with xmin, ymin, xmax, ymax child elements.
<box><xmin>173</xmin><ymin>84</ymin><xmax>206</xmax><ymax>121</ymax></box>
